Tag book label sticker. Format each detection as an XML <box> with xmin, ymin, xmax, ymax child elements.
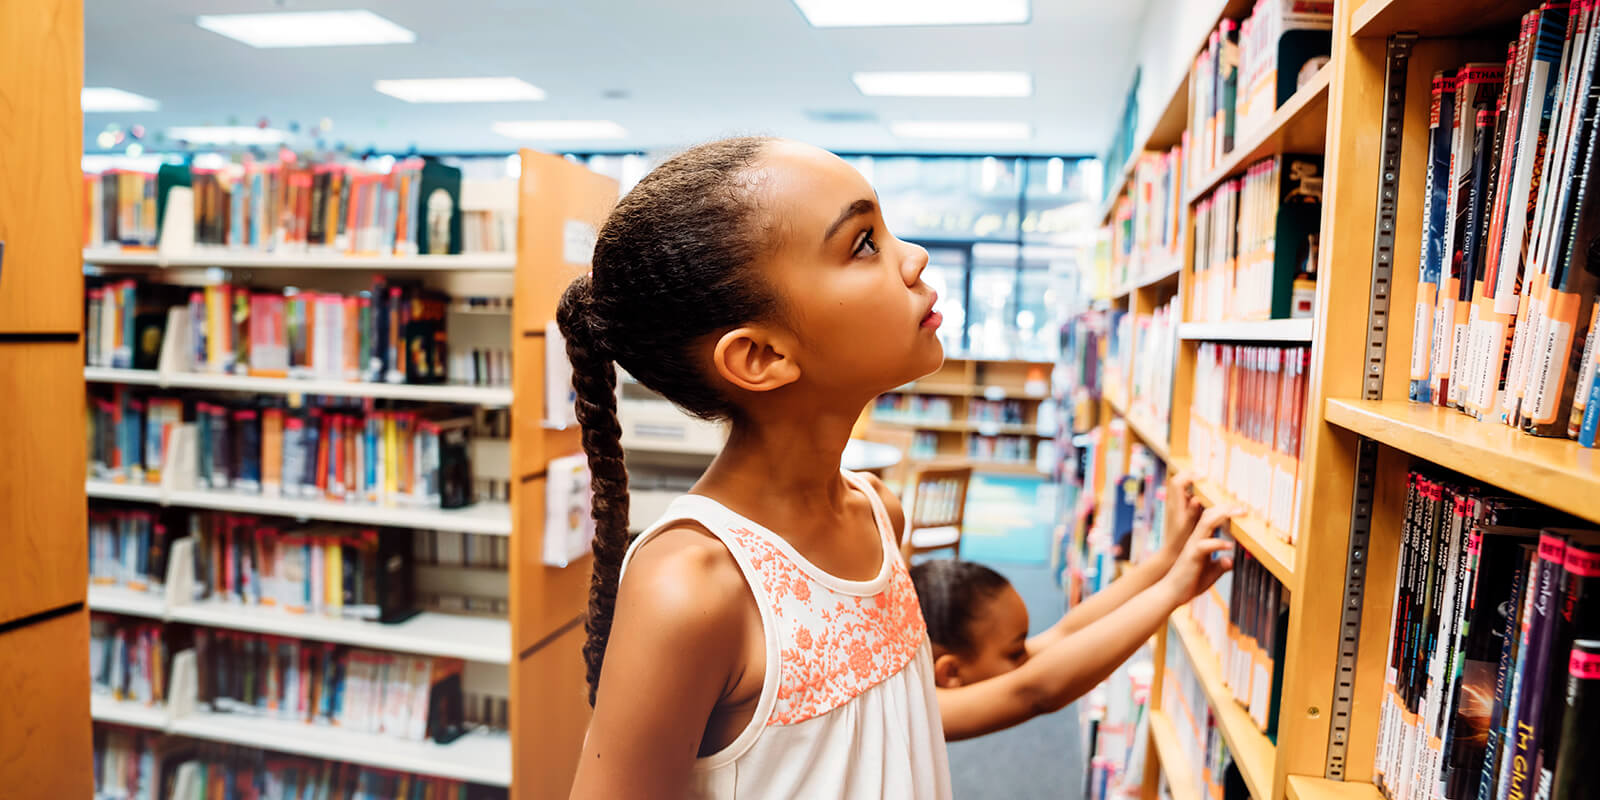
<box><xmin>1571</xmin><ymin>647</ymin><xmax>1600</xmax><ymax>680</ymax></box>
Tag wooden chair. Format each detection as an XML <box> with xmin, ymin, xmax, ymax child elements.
<box><xmin>900</xmin><ymin>464</ymin><xmax>974</xmax><ymax>561</ymax></box>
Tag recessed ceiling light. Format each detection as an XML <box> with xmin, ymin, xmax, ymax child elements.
<box><xmin>853</xmin><ymin>71</ymin><xmax>1033</xmax><ymax>97</ymax></box>
<box><xmin>794</xmin><ymin>0</ymin><xmax>1028</xmax><ymax>27</ymax></box>
<box><xmin>168</xmin><ymin>126</ymin><xmax>289</xmax><ymax>146</ymax></box>
<box><xmin>375</xmin><ymin>77</ymin><xmax>546</xmax><ymax>103</ymax></box>
<box><xmin>492</xmin><ymin>120</ymin><xmax>628</xmax><ymax>140</ymax></box>
<box><xmin>196</xmin><ymin>10</ymin><xmax>416</xmax><ymax>48</ymax></box>
<box><xmin>890</xmin><ymin>121</ymin><xmax>1032</xmax><ymax>140</ymax></box>
<box><xmin>82</xmin><ymin>87</ymin><xmax>160</xmax><ymax>112</ymax></box>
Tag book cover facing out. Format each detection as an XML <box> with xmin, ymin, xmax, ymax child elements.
<box><xmin>416</xmin><ymin>160</ymin><xmax>463</xmax><ymax>256</ymax></box>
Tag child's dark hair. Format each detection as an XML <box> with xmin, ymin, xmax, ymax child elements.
<box><xmin>910</xmin><ymin>559</ymin><xmax>1013</xmax><ymax>655</ymax></box>
<box><xmin>556</xmin><ymin>136</ymin><xmax>780</xmax><ymax>705</ymax></box>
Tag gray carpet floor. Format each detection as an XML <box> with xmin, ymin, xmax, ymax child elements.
<box><xmin>942</xmin><ymin>559</ymin><xmax>1085</xmax><ymax>799</ymax></box>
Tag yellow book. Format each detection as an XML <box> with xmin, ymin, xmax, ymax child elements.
<box><xmin>384</xmin><ymin>413</ymin><xmax>398</xmax><ymax>501</ymax></box>
<box><xmin>325</xmin><ymin>540</ymin><xmax>342</xmax><ymax>614</ymax></box>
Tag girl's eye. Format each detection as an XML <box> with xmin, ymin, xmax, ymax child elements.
<box><xmin>853</xmin><ymin>227</ymin><xmax>879</xmax><ymax>258</ymax></box>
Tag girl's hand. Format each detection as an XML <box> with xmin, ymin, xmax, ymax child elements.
<box><xmin>1158</xmin><ymin>505</ymin><xmax>1239</xmax><ymax>608</ymax></box>
<box><xmin>1158</xmin><ymin>471</ymin><xmax>1204</xmax><ymax>566</ymax></box>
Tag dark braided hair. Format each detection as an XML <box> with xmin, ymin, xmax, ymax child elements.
<box><xmin>909</xmin><ymin>559</ymin><xmax>1013</xmax><ymax>656</ymax></box>
<box><xmin>557</xmin><ymin>137</ymin><xmax>781</xmax><ymax>705</ymax></box>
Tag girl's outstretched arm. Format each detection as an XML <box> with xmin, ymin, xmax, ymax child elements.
<box><xmin>569</xmin><ymin>528</ymin><xmax>755</xmax><ymax>800</ymax></box>
<box><xmin>1027</xmin><ymin>472</ymin><xmax>1207</xmax><ymax>654</ymax></box>
<box><xmin>938</xmin><ymin>505</ymin><xmax>1235</xmax><ymax>741</ymax></box>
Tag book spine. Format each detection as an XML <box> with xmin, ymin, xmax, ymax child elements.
<box><xmin>1547</xmin><ymin>639</ymin><xmax>1600</xmax><ymax>800</ymax></box>
<box><xmin>1415</xmin><ymin>73</ymin><xmax>1457</xmax><ymax>404</ymax></box>
<box><xmin>1506</xmin><ymin>534</ymin><xmax>1568</xmax><ymax>800</ymax></box>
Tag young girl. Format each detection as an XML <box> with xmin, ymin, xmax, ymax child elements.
<box><xmin>911</xmin><ymin>474</ymin><xmax>1239</xmax><ymax>740</ymax></box>
<box><xmin>559</xmin><ymin>137</ymin><xmax>1232</xmax><ymax>799</ymax></box>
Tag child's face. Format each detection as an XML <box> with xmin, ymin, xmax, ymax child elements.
<box><xmin>746</xmin><ymin>141</ymin><xmax>945</xmax><ymax>399</ymax></box>
<box><xmin>934</xmin><ymin>584</ymin><xmax>1031</xmax><ymax>687</ymax></box>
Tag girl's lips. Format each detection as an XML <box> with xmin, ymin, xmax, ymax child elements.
<box><xmin>922</xmin><ymin>309</ymin><xmax>944</xmax><ymax>330</ymax></box>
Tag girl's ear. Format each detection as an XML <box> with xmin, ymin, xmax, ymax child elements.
<box><xmin>933</xmin><ymin>652</ymin><xmax>967</xmax><ymax>689</ymax></box>
<box><xmin>712</xmin><ymin>326</ymin><xmax>801</xmax><ymax>393</ymax></box>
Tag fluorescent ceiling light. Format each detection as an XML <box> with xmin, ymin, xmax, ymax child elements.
<box><xmin>492</xmin><ymin>120</ymin><xmax>628</xmax><ymax>140</ymax></box>
<box><xmin>196</xmin><ymin>10</ymin><xmax>416</xmax><ymax>48</ymax></box>
<box><xmin>375</xmin><ymin>77</ymin><xmax>546</xmax><ymax>103</ymax></box>
<box><xmin>891</xmin><ymin>121</ymin><xmax>1031</xmax><ymax>140</ymax></box>
<box><xmin>853</xmin><ymin>71</ymin><xmax>1032</xmax><ymax>97</ymax></box>
<box><xmin>168</xmin><ymin>126</ymin><xmax>289</xmax><ymax>146</ymax></box>
<box><xmin>795</xmin><ymin>0</ymin><xmax>1028</xmax><ymax>27</ymax></box>
<box><xmin>82</xmin><ymin>87</ymin><xmax>160</xmax><ymax>112</ymax></box>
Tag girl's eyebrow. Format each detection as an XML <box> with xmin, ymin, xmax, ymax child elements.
<box><xmin>823</xmin><ymin>198</ymin><xmax>876</xmax><ymax>242</ymax></box>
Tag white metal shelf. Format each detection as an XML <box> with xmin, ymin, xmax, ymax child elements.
<box><xmin>90</xmin><ymin>693</ymin><xmax>169</xmax><ymax>731</ymax></box>
<box><xmin>87</xmin><ymin>584</ymin><xmax>167</xmax><ymax>620</ymax></box>
<box><xmin>84</xmin><ymin>479</ymin><xmax>163</xmax><ymax>504</ymax></box>
<box><xmin>168</xmin><ymin>711</ymin><xmax>511</xmax><ymax>786</ymax></box>
<box><xmin>1177</xmin><ymin>318</ymin><xmax>1314</xmax><ymax>343</ymax></box>
<box><xmin>86</xmin><ymin>480</ymin><xmax>512</xmax><ymax>536</ymax></box>
<box><xmin>83</xmin><ymin>247</ymin><xmax>515</xmax><ymax>272</ymax></box>
<box><xmin>85</xmin><ymin>367</ymin><xmax>513</xmax><ymax>407</ymax></box>
<box><xmin>170</xmin><ymin>603</ymin><xmax>511</xmax><ymax>664</ymax></box>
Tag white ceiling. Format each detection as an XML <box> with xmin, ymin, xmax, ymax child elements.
<box><xmin>84</xmin><ymin>0</ymin><xmax>1152</xmax><ymax>157</ymax></box>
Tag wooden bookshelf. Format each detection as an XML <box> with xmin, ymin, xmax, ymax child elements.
<box><xmin>1112</xmin><ymin>260</ymin><xmax>1183</xmax><ymax>301</ymax></box>
<box><xmin>1169</xmin><ymin>458</ymin><xmax>1296</xmax><ymax>586</ymax></box>
<box><xmin>82</xmin><ymin>247</ymin><xmax>516</xmax><ymax>271</ymax></box>
<box><xmin>1350</xmin><ymin>0</ymin><xmax>1535</xmax><ymax>38</ymax></box>
<box><xmin>1148</xmin><ymin>709</ymin><xmax>1202</xmax><ymax>800</ymax></box>
<box><xmin>1286</xmin><ymin>777</ymin><xmax>1386</xmax><ymax>800</ymax></box>
<box><xmin>0</xmin><ymin>0</ymin><xmax>91</xmax><ymax>794</ymax></box>
<box><xmin>1169</xmin><ymin>614</ymin><xmax>1276</xmax><ymax>800</ymax></box>
<box><xmin>1098</xmin><ymin>0</ymin><xmax>1257</xmax><ymax>225</ymax></box>
<box><xmin>1184</xmin><ymin>65</ymin><xmax>1333</xmax><ymax>206</ymax></box>
<box><xmin>1325</xmin><ymin>398</ymin><xmax>1600</xmax><ymax>525</ymax></box>
<box><xmin>1178</xmin><ymin>319</ymin><xmax>1315</xmax><ymax>342</ymax></box>
<box><xmin>85</xmin><ymin>366</ymin><xmax>515</xmax><ymax>406</ymax></box>
<box><xmin>508</xmin><ymin>151</ymin><xmax>618</xmax><ymax>799</ymax></box>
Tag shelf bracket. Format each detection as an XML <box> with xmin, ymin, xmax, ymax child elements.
<box><xmin>1325</xmin><ymin>31</ymin><xmax>1416</xmax><ymax>780</ymax></box>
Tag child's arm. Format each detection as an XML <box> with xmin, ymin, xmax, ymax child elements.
<box><xmin>937</xmin><ymin>504</ymin><xmax>1235</xmax><ymax>741</ymax></box>
<box><xmin>569</xmin><ymin>528</ymin><xmax>755</xmax><ymax>800</ymax></box>
<box><xmin>1026</xmin><ymin>472</ymin><xmax>1210</xmax><ymax>654</ymax></box>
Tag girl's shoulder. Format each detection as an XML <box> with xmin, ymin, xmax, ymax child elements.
<box><xmin>621</xmin><ymin>523</ymin><xmax>759</xmax><ymax>632</ymax></box>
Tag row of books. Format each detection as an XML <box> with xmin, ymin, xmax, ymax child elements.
<box><xmin>412</xmin><ymin>530</ymin><xmax>509</xmax><ymax>571</ymax></box>
<box><xmin>89</xmin><ymin>388</ymin><xmax>476</xmax><ymax>510</ymax></box>
<box><xmin>1191</xmin><ymin>154</ymin><xmax>1322</xmax><ymax>323</ymax></box>
<box><xmin>1105</xmin><ymin>309</ymin><xmax>1133</xmax><ymax>406</ymax></box>
<box><xmin>967</xmin><ymin>399</ymin><xmax>1028</xmax><ymax>426</ymax></box>
<box><xmin>93</xmin><ymin>616</ymin><xmax>169</xmax><ymax>708</ymax></box>
<box><xmin>908</xmin><ymin>432</ymin><xmax>940</xmax><ymax>461</ymax></box>
<box><xmin>1188</xmin><ymin>343</ymin><xmax>1310</xmax><ymax>541</ymax></box>
<box><xmin>1188</xmin><ymin>0</ymin><xmax>1333</xmax><ymax>182</ymax></box>
<box><xmin>1129</xmin><ymin>296</ymin><xmax>1178</xmax><ymax>438</ymax></box>
<box><xmin>83</xmin><ymin>157</ymin><xmax>496</xmax><ymax>257</ymax></box>
<box><xmin>92</xmin><ymin>732</ymin><xmax>506</xmax><ymax>800</ymax></box>
<box><xmin>1405</xmin><ymin>10</ymin><xmax>1600</xmax><ymax>449</ymax></box>
<box><xmin>1163</xmin><ymin>634</ymin><xmax>1251</xmax><ymax>800</ymax></box>
<box><xmin>870</xmin><ymin>394</ymin><xmax>955</xmax><ymax>425</ymax></box>
<box><xmin>85</xmin><ymin>278</ymin><xmax>494</xmax><ymax>388</ymax></box>
<box><xmin>1188</xmin><ymin>539</ymin><xmax>1288</xmax><ymax>736</ymax></box>
<box><xmin>967</xmin><ymin>434</ymin><xmax>1033</xmax><ymax>464</ymax></box>
<box><xmin>1116</xmin><ymin>442</ymin><xmax>1170</xmax><ymax>562</ymax></box>
<box><xmin>1109</xmin><ymin>143</ymin><xmax>1186</xmax><ymax>287</ymax></box>
<box><xmin>1081</xmin><ymin>648</ymin><xmax>1153</xmax><ymax>800</ymax></box>
<box><xmin>194</xmin><ymin>627</ymin><xmax>463</xmax><ymax>743</ymax></box>
<box><xmin>1373</xmin><ymin>467</ymin><xmax>1598</xmax><ymax>800</ymax></box>
<box><xmin>187</xmin><ymin>515</ymin><xmax>412</xmax><ymax>624</ymax></box>
<box><xmin>91</xmin><ymin>508</ymin><xmax>171</xmax><ymax>593</ymax></box>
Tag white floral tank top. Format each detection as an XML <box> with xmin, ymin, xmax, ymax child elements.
<box><xmin>619</xmin><ymin>470</ymin><xmax>952</xmax><ymax>799</ymax></box>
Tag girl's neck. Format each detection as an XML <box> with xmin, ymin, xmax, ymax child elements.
<box><xmin>696</xmin><ymin>405</ymin><xmax>860</xmax><ymax>515</ymax></box>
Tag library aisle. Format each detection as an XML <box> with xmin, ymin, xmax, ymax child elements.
<box><xmin>5</xmin><ymin>1</ymin><xmax>1600</xmax><ymax>799</ymax></box>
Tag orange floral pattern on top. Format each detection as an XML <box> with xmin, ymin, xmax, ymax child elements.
<box><xmin>726</xmin><ymin>526</ymin><xmax>928</xmax><ymax>727</ymax></box>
